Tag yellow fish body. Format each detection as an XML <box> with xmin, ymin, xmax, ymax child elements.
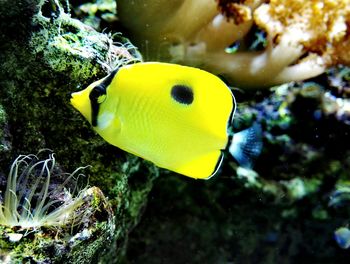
<box><xmin>71</xmin><ymin>62</ymin><xmax>235</xmax><ymax>179</ymax></box>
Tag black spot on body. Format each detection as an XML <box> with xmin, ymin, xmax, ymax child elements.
<box><xmin>171</xmin><ymin>85</ymin><xmax>194</xmax><ymax>105</ymax></box>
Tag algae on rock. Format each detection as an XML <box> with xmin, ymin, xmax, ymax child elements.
<box><xmin>0</xmin><ymin>0</ymin><xmax>156</xmax><ymax>262</ymax></box>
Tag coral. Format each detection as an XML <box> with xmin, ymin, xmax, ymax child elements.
<box><xmin>3</xmin><ymin>0</ymin><xmax>350</xmax><ymax>263</ymax></box>
<box><xmin>117</xmin><ymin>0</ymin><xmax>350</xmax><ymax>88</ymax></box>
<box><xmin>117</xmin><ymin>0</ymin><xmax>257</xmax><ymax>62</ymax></box>
<box><xmin>0</xmin><ymin>152</ymin><xmax>87</xmax><ymax>228</ymax></box>
<box><xmin>68</xmin><ymin>2</ymin><xmax>350</xmax><ymax>263</ymax></box>
<box><xmin>0</xmin><ymin>152</ymin><xmax>115</xmax><ymax>263</ymax></box>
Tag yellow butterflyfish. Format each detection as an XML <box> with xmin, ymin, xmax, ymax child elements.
<box><xmin>71</xmin><ymin>62</ymin><xmax>261</xmax><ymax>179</ymax></box>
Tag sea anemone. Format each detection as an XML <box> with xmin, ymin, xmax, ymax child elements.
<box><xmin>0</xmin><ymin>151</ymin><xmax>88</xmax><ymax>229</ymax></box>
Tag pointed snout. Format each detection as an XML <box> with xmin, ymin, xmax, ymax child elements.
<box><xmin>70</xmin><ymin>88</ymin><xmax>92</xmax><ymax>123</ymax></box>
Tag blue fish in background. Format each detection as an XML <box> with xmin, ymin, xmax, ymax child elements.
<box><xmin>334</xmin><ymin>227</ymin><xmax>350</xmax><ymax>249</ymax></box>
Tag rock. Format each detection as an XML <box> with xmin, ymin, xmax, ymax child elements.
<box><xmin>0</xmin><ymin>0</ymin><xmax>156</xmax><ymax>262</ymax></box>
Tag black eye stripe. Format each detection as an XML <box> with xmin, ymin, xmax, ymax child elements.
<box><xmin>89</xmin><ymin>67</ymin><xmax>119</xmax><ymax>102</ymax></box>
<box><xmin>89</xmin><ymin>85</ymin><xmax>106</xmax><ymax>127</ymax></box>
<box><xmin>171</xmin><ymin>85</ymin><xmax>194</xmax><ymax>105</ymax></box>
<box><xmin>88</xmin><ymin>69</ymin><xmax>119</xmax><ymax>127</ymax></box>
<box><xmin>89</xmin><ymin>85</ymin><xmax>106</xmax><ymax>101</ymax></box>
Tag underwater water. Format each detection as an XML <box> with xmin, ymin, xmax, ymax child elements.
<box><xmin>2</xmin><ymin>0</ymin><xmax>350</xmax><ymax>263</ymax></box>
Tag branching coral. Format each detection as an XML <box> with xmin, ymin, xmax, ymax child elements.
<box><xmin>117</xmin><ymin>0</ymin><xmax>350</xmax><ymax>88</ymax></box>
<box><xmin>0</xmin><ymin>152</ymin><xmax>88</xmax><ymax>229</ymax></box>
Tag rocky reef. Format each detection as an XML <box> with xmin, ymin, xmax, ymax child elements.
<box><xmin>2</xmin><ymin>0</ymin><xmax>350</xmax><ymax>263</ymax></box>
<box><xmin>0</xmin><ymin>152</ymin><xmax>115</xmax><ymax>263</ymax></box>
<box><xmin>0</xmin><ymin>0</ymin><xmax>157</xmax><ymax>262</ymax></box>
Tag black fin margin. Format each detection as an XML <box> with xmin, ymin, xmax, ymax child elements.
<box><xmin>204</xmin><ymin>151</ymin><xmax>225</xmax><ymax>180</ymax></box>
<box><xmin>228</xmin><ymin>122</ymin><xmax>263</xmax><ymax>168</ymax></box>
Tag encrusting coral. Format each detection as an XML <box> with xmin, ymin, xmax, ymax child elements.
<box><xmin>117</xmin><ymin>0</ymin><xmax>350</xmax><ymax>88</ymax></box>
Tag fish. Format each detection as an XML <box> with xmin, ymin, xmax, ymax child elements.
<box><xmin>334</xmin><ymin>227</ymin><xmax>350</xmax><ymax>249</ymax></box>
<box><xmin>71</xmin><ymin>62</ymin><xmax>261</xmax><ymax>179</ymax></box>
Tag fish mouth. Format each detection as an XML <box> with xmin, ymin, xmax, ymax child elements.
<box><xmin>69</xmin><ymin>92</ymin><xmax>84</xmax><ymax>112</ymax></box>
<box><xmin>69</xmin><ymin>90</ymin><xmax>91</xmax><ymax>122</ymax></box>
<box><xmin>70</xmin><ymin>91</ymin><xmax>82</xmax><ymax>109</ymax></box>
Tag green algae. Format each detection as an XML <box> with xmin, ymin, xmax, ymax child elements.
<box><xmin>0</xmin><ymin>104</ymin><xmax>11</xmax><ymax>157</ymax></box>
<box><xmin>0</xmin><ymin>0</ymin><xmax>154</xmax><ymax>262</ymax></box>
<box><xmin>73</xmin><ymin>0</ymin><xmax>117</xmax><ymax>31</ymax></box>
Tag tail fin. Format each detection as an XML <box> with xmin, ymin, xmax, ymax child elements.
<box><xmin>228</xmin><ymin>122</ymin><xmax>263</xmax><ymax>168</ymax></box>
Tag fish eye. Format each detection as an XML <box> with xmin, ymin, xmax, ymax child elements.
<box><xmin>89</xmin><ymin>85</ymin><xmax>106</xmax><ymax>103</ymax></box>
<box><xmin>171</xmin><ymin>84</ymin><xmax>194</xmax><ymax>105</ymax></box>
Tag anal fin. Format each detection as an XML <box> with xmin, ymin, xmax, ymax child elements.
<box><xmin>176</xmin><ymin>150</ymin><xmax>223</xmax><ymax>180</ymax></box>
